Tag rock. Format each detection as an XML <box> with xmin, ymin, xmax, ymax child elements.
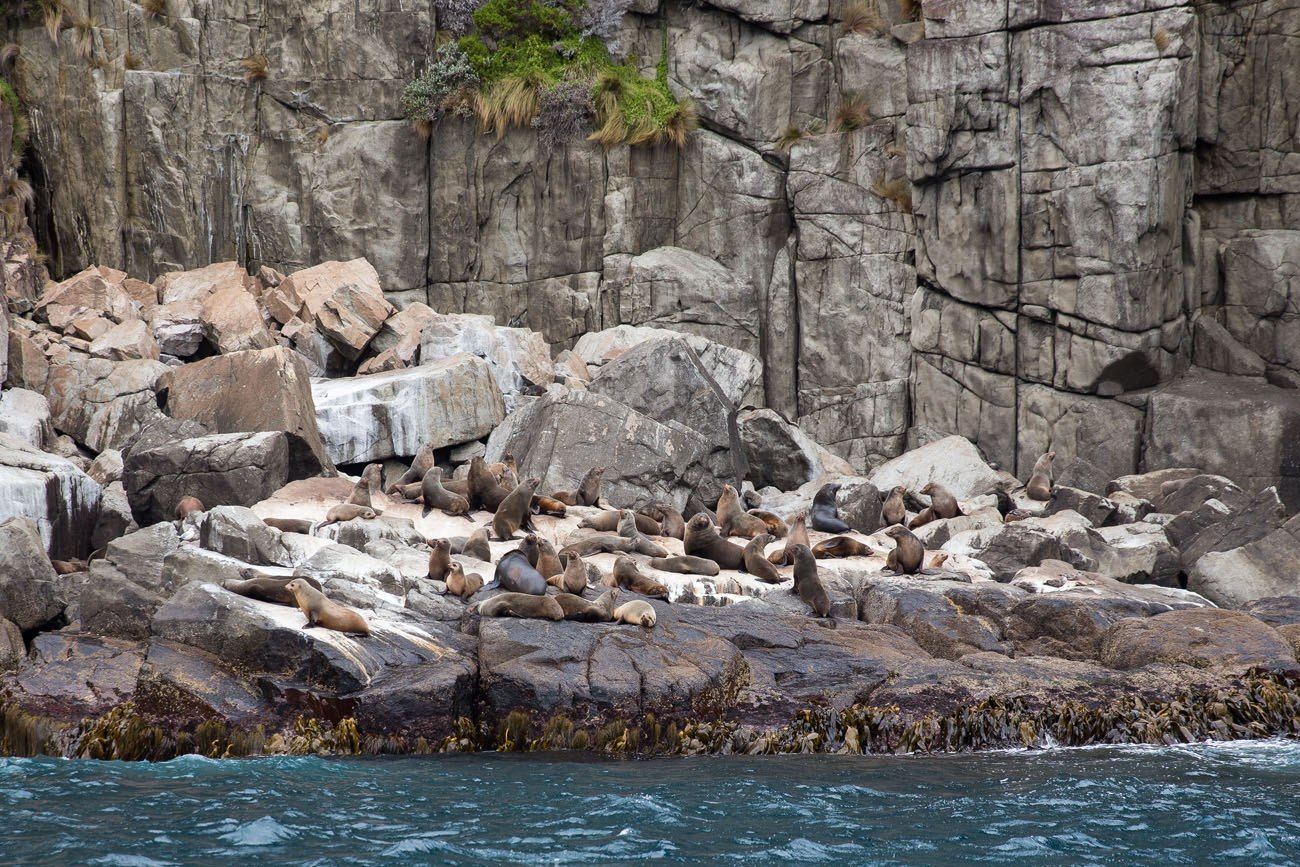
<box><xmin>368</xmin><ymin>302</ymin><xmax>437</xmax><ymax>362</ymax></box>
<box><xmin>105</xmin><ymin>522</ymin><xmax>181</xmax><ymax>589</ymax></box>
<box><xmin>572</xmin><ymin>325</ymin><xmax>764</xmax><ymax>406</ymax></box>
<box><xmin>148</xmin><ymin>301</ymin><xmax>205</xmax><ymax>358</ymax></box>
<box><xmin>964</xmin><ymin>522</ymin><xmax>1065</xmax><ymax>582</ymax></box>
<box><xmin>4</xmin><ymin>633</ymin><xmax>145</xmax><ymax>719</ymax></box>
<box><xmin>37</xmin><ymin>266</ymin><xmax>140</xmax><ymax>326</ymax></box>
<box><xmin>88</xmin><ymin>319</ymin><xmax>161</xmax><ymax>361</ymax></box>
<box><xmin>1101</xmin><ymin>609</ymin><xmax>1295</xmax><ymax>672</ymax></box>
<box><xmin>1241</xmin><ymin>596</ymin><xmax>1300</xmax><ymax>628</ymax></box>
<box><xmin>738</xmin><ymin>408</ymin><xmax>854</xmax><ymax>491</ymax></box>
<box><xmin>91</xmin><ymin>481</ymin><xmax>137</xmax><ymax>551</ymax></box>
<box><xmin>156</xmin><ymin>261</ymin><xmax>258</xmax><ymax>306</ymax></box>
<box><xmin>45</xmin><ymin>355</ymin><xmax>170</xmax><ymax>453</ymax></box>
<box><xmin>123</xmin><ymin>432</ymin><xmax>294</xmax><ymax>526</ymax></box>
<box><xmin>267</xmin><ymin>258</ymin><xmax>394</xmax><ymax>359</ymax></box>
<box><xmin>324</xmin><ymin>515</ymin><xmax>426</xmax><ymax>552</ymax></box>
<box><xmin>1158</xmin><ymin>474</ymin><xmax>1249</xmax><ymax>515</ymax></box>
<box><xmin>68</xmin><ymin>316</ymin><xmax>111</xmax><ymax>342</ymax></box>
<box><xmin>0</xmin><ymin>618</ymin><xmax>23</xmax><ymax>671</ymax></box>
<box><xmin>87</xmin><ymin>449</ymin><xmax>124</xmax><ymax>486</ymax></box>
<box><xmin>1193</xmin><ymin>317</ymin><xmax>1267</xmax><ymax>377</ymax></box>
<box><xmin>1188</xmin><ymin>515</ymin><xmax>1300</xmax><ymax>608</ymax></box>
<box><xmin>1178</xmin><ymin>486</ymin><xmax>1288</xmax><ymax>569</ymax></box>
<box><xmin>199</xmin><ymin>279</ymin><xmax>276</xmax><ymax>354</ymax></box>
<box><xmin>0</xmin><ymin>387</ymin><xmax>53</xmax><ymax>449</ymax></box>
<box><xmin>1094</xmin><ymin>523</ymin><xmax>1181</xmax><ymax>587</ymax></box>
<box><xmin>199</xmin><ymin>506</ymin><xmax>293</xmax><ymax>567</ymax></box>
<box><xmin>0</xmin><ymin>434</ymin><xmax>101</xmax><ymax>559</ymax></box>
<box><xmin>1219</xmin><ymin>231</ymin><xmax>1300</xmax><ymax>376</ymax></box>
<box><xmin>159</xmin><ymin>346</ymin><xmax>334</xmax><ymax>477</ymax></box>
<box><xmin>293</xmin><ymin>544</ymin><xmax>408</xmax><ymax>595</ymax></box>
<box><xmin>1052</xmin><ymin>455</ymin><xmax>1111</xmax><ymax>496</ymax></box>
<box><xmin>869</xmin><ymin>435</ymin><xmax>1008</xmax><ymax>500</ymax></box>
<box><xmin>837</xmin><ymin>481</ymin><xmax>884</xmax><ymax>534</ymax></box>
<box><xmin>859</xmin><ymin>578</ymin><xmax>1025</xmax><ymax>660</ymax></box>
<box><xmin>311</xmin><ymin>354</ymin><xmax>505</xmax><ymax>465</ymax></box>
<box><xmin>418</xmin><ymin>312</ymin><xmax>554</xmax><ymax>399</ymax></box>
<box><xmin>1046</xmin><ymin>487</ymin><xmax>1116</xmax><ymax>527</ymax></box>
<box><xmin>0</xmin><ymin>517</ymin><xmax>64</xmax><ymax>631</ymax></box>
<box><xmin>1107</xmin><ymin>467</ymin><xmax>1201</xmax><ymax>503</ymax></box>
<box><xmin>79</xmin><ymin>560</ymin><xmax>164</xmax><ymax>641</ymax></box>
<box><xmin>7</xmin><ymin>323</ymin><xmax>50</xmax><ymax>392</ymax></box>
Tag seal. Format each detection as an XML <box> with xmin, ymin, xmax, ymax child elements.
<box><xmin>684</xmin><ymin>495</ymin><xmax>717</xmax><ymax>525</ymax></box>
<box><xmin>742</xmin><ymin>534</ymin><xmax>783</xmax><ymax>583</ymax></box>
<box><xmin>468</xmin><ymin>456</ymin><xmax>510</xmax><ymax>512</ymax></box>
<box><xmin>640</xmin><ymin>502</ymin><xmax>685</xmax><ymax>540</ymax></box>
<box><xmin>222</xmin><ymin>573</ymin><xmax>322</xmax><ymax>607</ymax></box>
<box><xmin>174</xmin><ymin>496</ymin><xmax>205</xmax><ymax>521</ymax></box>
<box><xmin>318</xmin><ymin>503</ymin><xmax>377</xmax><ymax>527</ymax></box>
<box><xmin>519</xmin><ymin>534</ymin><xmax>564</xmax><ymax>579</ymax></box>
<box><xmin>554</xmin><ymin>589</ymin><xmax>617</xmax><ymax>622</ymax></box>
<box><xmin>989</xmin><ymin>482</ymin><xmax>1016</xmax><ymax>518</ymax></box>
<box><xmin>881</xmin><ymin>485</ymin><xmax>907</xmax><ymax>527</ymax></box>
<box><xmin>262</xmin><ymin>516</ymin><xmax>315</xmax><ymax>535</ymax></box>
<box><xmin>809</xmin><ymin>483</ymin><xmax>850</xmax><ymax>533</ymax></box>
<box><xmin>747</xmin><ymin>509</ymin><xmax>789</xmax><ymax>539</ymax></box>
<box><xmin>1026</xmin><ymin>451</ymin><xmax>1056</xmax><ymax>501</ymax></box>
<box><xmin>450</xmin><ymin>527</ymin><xmax>492</xmax><ymax>562</ymax></box>
<box><xmin>559</xmin><ymin>533</ymin><xmax>637</xmax><ymax>558</ymax></box>
<box><xmin>491</xmin><ymin>549</ymin><xmax>548</xmax><ymax>595</ymax></box>
<box><xmin>920</xmin><ymin>482</ymin><xmax>963</xmax><ymax>519</ymax></box>
<box><xmin>548</xmin><ymin>554</ymin><xmax>590</xmax><ymax>594</ymax></box>
<box><xmin>427</xmin><ymin>538</ymin><xmax>452</xmax><ymax>582</ymax></box>
<box><xmin>284</xmin><ymin>579</ymin><xmax>370</xmax><ymax>635</ymax></box>
<box><xmin>791</xmin><ymin>544</ymin><xmax>831</xmax><ymax>617</ymax></box>
<box><xmin>647</xmin><ymin>555</ymin><xmax>720</xmax><ymax>577</ymax></box>
<box><xmin>617</xmin><ymin>510</ymin><xmax>670</xmax><ymax>557</ymax></box>
<box><xmin>611</xmin><ymin>555</ymin><xmax>670</xmax><ymax>599</ymax></box>
<box><xmin>422</xmin><ymin>468</ymin><xmax>471</xmax><ymax>517</ymax></box>
<box><xmin>683</xmin><ymin>513</ymin><xmax>745</xmax><ymax>570</ymax></box>
<box><xmin>883</xmin><ymin>525</ymin><xmax>924</xmax><ymax>575</ymax></box>
<box><xmin>553</xmin><ymin>466</ymin><xmax>605</xmax><ymax>507</ymax></box>
<box><xmin>612</xmin><ymin>598</ymin><xmax>657</xmax><ymax>628</ymax></box>
<box><xmin>531</xmin><ymin>495</ymin><xmax>568</xmax><ymax>517</ymax></box>
<box><xmin>579</xmin><ymin>510</ymin><xmax>661</xmax><ymax>535</ymax></box>
<box><xmin>346</xmin><ymin>463</ymin><xmax>382</xmax><ymax>510</ymax></box>
<box><xmin>717</xmin><ymin>484</ymin><xmax>768</xmax><ymax>538</ymax></box>
<box><xmin>442</xmin><ymin>476</ymin><xmax>471</xmax><ymax>499</ymax></box>
<box><xmin>446</xmin><ymin>562</ymin><xmax>484</xmax><ymax>599</ymax></box>
<box><xmin>475</xmin><ymin>592</ymin><xmax>564</xmax><ymax>621</ymax></box>
<box><xmin>811</xmin><ymin>535</ymin><xmax>873</xmax><ymax>559</ymax></box>
<box><xmin>493</xmin><ymin>477</ymin><xmax>540</xmax><ymax>541</ymax></box>
<box><xmin>49</xmin><ymin>559</ymin><xmax>86</xmax><ymax>575</ymax></box>
<box><xmin>388</xmin><ymin>444</ymin><xmax>435</xmax><ymax>492</ymax></box>
<box><xmin>767</xmin><ymin>512</ymin><xmax>809</xmax><ymax>567</ymax></box>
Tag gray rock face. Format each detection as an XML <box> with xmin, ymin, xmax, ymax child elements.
<box><xmin>1188</xmin><ymin>515</ymin><xmax>1300</xmax><ymax>609</ymax></box>
<box><xmin>0</xmin><ymin>434</ymin><xmax>102</xmax><ymax>559</ymax></box>
<box><xmin>0</xmin><ymin>388</ymin><xmax>54</xmax><ymax>449</ymax></box>
<box><xmin>45</xmin><ymin>355</ymin><xmax>170</xmax><ymax>453</ymax></box>
<box><xmin>0</xmin><ymin>518</ymin><xmax>64</xmax><ymax>632</ymax></box>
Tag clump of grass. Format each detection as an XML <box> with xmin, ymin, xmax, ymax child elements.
<box><xmin>776</xmin><ymin>125</ymin><xmax>807</xmax><ymax>153</ymax></box>
<box><xmin>139</xmin><ymin>0</ymin><xmax>167</xmax><ymax>20</ymax></box>
<box><xmin>833</xmin><ymin>96</ymin><xmax>871</xmax><ymax>132</ymax></box>
<box><xmin>1</xmin><ymin>44</ymin><xmax>20</xmax><ymax>72</ymax></box>
<box><xmin>239</xmin><ymin>54</ymin><xmax>268</xmax><ymax>83</ymax></box>
<box><xmin>1153</xmin><ymin>28</ymin><xmax>1172</xmax><ymax>53</ymax></box>
<box><xmin>38</xmin><ymin>0</ymin><xmax>67</xmax><ymax>44</ymax></box>
<box><xmin>124</xmin><ymin>51</ymin><xmax>141</xmax><ymax>70</ymax></box>
<box><xmin>313</xmin><ymin>123</ymin><xmax>331</xmax><ymax>148</ymax></box>
<box><xmin>872</xmin><ymin>176</ymin><xmax>913</xmax><ymax>213</ymax></box>
<box><xmin>842</xmin><ymin>1</ymin><xmax>886</xmax><ymax>36</ymax></box>
<box><xmin>899</xmin><ymin>0</ymin><xmax>922</xmax><ymax>21</ymax></box>
<box><xmin>476</xmin><ymin>72</ymin><xmax>544</xmax><ymax>138</ymax></box>
<box><xmin>73</xmin><ymin>14</ymin><xmax>97</xmax><ymax>61</ymax></box>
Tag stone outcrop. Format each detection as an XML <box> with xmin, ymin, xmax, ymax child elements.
<box><xmin>0</xmin><ymin>434</ymin><xmax>101</xmax><ymax>559</ymax></box>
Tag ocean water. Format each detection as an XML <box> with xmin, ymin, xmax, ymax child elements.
<box><xmin>4</xmin><ymin>740</ymin><xmax>1300</xmax><ymax>865</ymax></box>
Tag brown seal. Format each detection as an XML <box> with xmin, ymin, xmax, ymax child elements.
<box><xmin>174</xmin><ymin>496</ymin><xmax>205</xmax><ymax>521</ymax></box>
<box><xmin>450</xmin><ymin>527</ymin><xmax>492</xmax><ymax>562</ymax></box>
<box><xmin>617</xmin><ymin>509</ymin><xmax>670</xmax><ymax>557</ymax></box>
<box><xmin>475</xmin><ymin>592</ymin><xmax>564</xmax><ymax>621</ymax></box>
<box><xmin>553</xmin><ymin>466</ymin><xmax>605</xmax><ymax>507</ymax></box>
<box><xmin>442</xmin><ymin>476</ymin><xmax>471</xmax><ymax>499</ymax></box>
<box><xmin>492</xmin><ymin>549</ymin><xmax>548</xmax><ymax>595</ymax></box>
<box><xmin>388</xmin><ymin>444</ymin><xmax>435</xmax><ymax>492</ymax></box>
<box><xmin>222</xmin><ymin>573</ymin><xmax>322</xmax><ymax>607</ymax></box>
<box><xmin>611</xmin><ymin>555</ymin><xmax>670</xmax><ymax>599</ymax></box>
<box><xmin>445</xmin><ymin>562</ymin><xmax>484</xmax><ymax>600</ymax></box>
<box><xmin>468</xmin><ymin>456</ymin><xmax>510</xmax><ymax>512</ymax></box>
<box><xmin>920</xmin><ymin>482</ymin><xmax>963</xmax><ymax>520</ymax></box>
<box><xmin>427</xmin><ymin>538</ymin><xmax>452</xmax><ymax>582</ymax></box>
<box><xmin>519</xmin><ymin>534</ymin><xmax>564</xmax><ymax>579</ymax></box>
<box><xmin>284</xmin><ymin>579</ymin><xmax>370</xmax><ymax>635</ymax></box>
<box><xmin>531</xmin><ymin>495</ymin><xmax>568</xmax><ymax>517</ymax></box>
<box><xmin>262</xmin><ymin>516</ymin><xmax>315</xmax><ymax>535</ymax></box>
<box><xmin>809</xmin><ymin>483</ymin><xmax>850</xmax><ymax>534</ymax></box>
<box><xmin>742</xmin><ymin>534</ymin><xmax>783</xmax><ymax>583</ymax></box>
<box><xmin>318</xmin><ymin>503</ymin><xmax>377</xmax><ymax>527</ymax></box>
<box><xmin>50</xmin><ymin>559</ymin><xmax>87</xmax><ymax>575</ymax></box>
<box><xmin>346</xmin><ymin>463</ymin><xmax>382</xmax><ymax>510</ymax></box>
<box><xmin>768</xmin><ymin>512</ymin><xmax>810</xmax><ymax>567</ymax></box>
<box><xmin>1026</xmin><ymin>451</ymin><xmax>1055</xmax><ymax>502</ymax></box>
<box><xmin>640</xmin><ymin>502</ymin><xmax>685</xmax><ymax>540</ymax></box>
<box><xmin>422</xmin><ymin>468</ymin><xmax>471</xmax><ymax>517</ymax></box>
<box><xmin>554</xmin><ymin>589</ymin><xmax>617</xmax><ymax>623</ymax></box>
<box><xmin>684</xmin><ymin>513</ymin><xmax>745</xmax><ymax>570</ymax></box>
<box><xmin>747</xmin><ymin>509</ymin><xmax>789</xmax><ymax>539</ymax></box>
<box><xmin>548</xmin><ymin>554</ymin><xmax>590</xmax><ymax>594</ymax></box>
<box><xmin>579</xmin><ymin>510</ymin><xmax>661</xmax><ymax>535</ymax></box>
<box><xmin>612</xmin><ymin>598</ymin><xmax>657</xmax><ymax>628</ymax></box>
<box><xmin>493</xmin><ymin>477</ymin><xmax>540</xmax><ymax>541</ymax></box>
<box><xmin>791</xmin><ymin>544</ymin><xmax>831</xmax><ymax>617</ymax></box>
<box><xmin>717</xmin><ymin>484</ymin><xmax>768</xmax><ymax>538</ymax></box>
<box><xmin>883</xmin><ymin>525</ymin><xmax>924</xmax><ymax>575</ymax></box>
<box><xmin>559</xmin><ymin>533</ymin><xmax>637</xmax><ymax>558</ymax></box>
<box><xmin>881</xmin><ymin>485</ymin><xmax>907</xmax><ymax>527</ymax></box>
<box><xmin>647</xmin><ymin>555</ymin><xmax>719</xmax><ymax>577</ymax></box>
<box><xmin>811</xmin><ymin>536</ymin><xmax>873</xmax><ymax>559</ymax></box>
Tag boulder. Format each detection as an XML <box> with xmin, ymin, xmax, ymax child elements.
<box><xmin>293</xmin><ymin>544</ymin><xmax>408</xmax><ymax>595</ymax></box>
<box><xmin>1045</xmin><ymin>487</ymin><xmax>1116</xmax><ymax>526</ymax></box>
<box><xmin>859</xmin><ymin>578</ymin><xmax>1025</xmax><ymax>660</ymax></box>
<box><xmin>3</xmin><ymin>633</ymin><xmax>145</xmax><ymax>719</ymax></box>
<box><xmin>1193</xmin><ymin>317</ymin><xmax>1267</xmax><ymax>377</ymax></box>
<box><xmin>1052</xmin><ymin>455</ymin><xmax>1110</xmax><ymax>497</ymax></box>
<box><xmin>7</xmin><ymin>323</ymin><xmax>49</xmax><ymax>392</ymax></box>
<box><xmin>1188</xmin><ymin>515</ymin><xmax>1300</xmax><ymax>608</ymax></box>
<box><xmin>0</xmin><ymin>387</ymin><xmax>53</xmax><ymax>449</ymax></box>
<box><xmin>44</xmin><ymin>355</ymin><xmax>170</xmax><ymax>453</ymax></box>
<box><xmin>199</xmin><ymin>279</ymin><xmax>276</xmax><ymax>354</ymax></box>
<box><xmin>105</xmin><ymin>522</ymin><xmax>181</xmax><ymax>589</ymax></box>
<box><xmin>1107</xmin><ymin>467</ymin><xmax>1200</xmax><ymax>503</ymax></box>
<box><xmin>265</xmin><ymin>258</ymin><xmax>394</xmax><ymax>359</ymax></box>
<box><xmin>738</xmin><ymin>407</ymin><xmax>854</xmax><ymax>492</ymax></box>
<box><xmin>837</xmin><ymin>481</ymin><xmax>885</xmax><ymax>534</ymax></box>
<box><xmin>1158</xmin><ymin>474</ymin><xmax>1249</xmax><ymax>514</ymax></box>
<box><xmin>0</xmin><ymin>618</ymin><xmax>22</xmax><ymax>671</ymax></box>
<box><xmin>79</xmin><ymin>559</ymin><xmax>164</xmax><ymax>640</ymax></box>
<box><xmin>0</xmin><ymin>434</ymin><xmax>101</xmax><ymax>559</ymax></box>
<box><xmin>869</xmin><ymin>435</ymin><xmax>1009</xmax><ymax>500</ymax></box>
<box><xmin>1242</xmin><ymin>596</ymin><xmax>1300</xmax><ymax>628</ymax></box>
<box><xmin>123</xmin><ymin>431</ymin><xmax>294</xmax><ymax>526</ymax></box>
<box><xmin>418</xmin><ymin>312</ymin><xmax>554</xmax><ymax>399</ymax></box>
<box><xmin>962</xmin><ymin>522</ymin><xmax>1066</xmax><ymax>582</ymax></box>
<box><xmin>1178</xmin><ymin>486</ymin><xmax>1288</xmax><ymax>569</ymax></box>
<box><xmin>88</xmin><ymin>319</ymin><xmax>161</xmax><ymax>361</ymax></box>
<box><xmin>37</xmin><ymin>266</ymin><xmax>140</xmax><ymax>326</ymax></box>
<box><xmin>311</xmin><ymin>354</ymin><xmax>505</xmax><ymax>465</ymax></box>
<box><xmin>156</xmin><ymin>261</ymin><xmax>258</xmax><ymax>306</ymax></box>
<box><xmin>368</xmin><ymin>301</ymin><xmax>437</xmax><ymax>362</ymax></box>
<box><xmin>0</xmin><ymin>517</ymin><xmax>64</xmax><ymax>631</ymax></box>
<box><xmin>87</xmin><ymin>449</ymin><xmax>124</xmax><ymax>486</ymax></box>
<box><xmin>572</xmin><ymin>325</ymin><xmax>763</xmax><ymax>406</ymax></box>
<box><xmin>91</xmin><ymin>481</ymin><xmax>136</xmax><ymax>551</ymax></box>
<box><xmin>1093</xmin><ymin>523</ymin><xmax>1181</xmax><ymax>587</ymax></box>
<box><xmin>1100</xmin><ymin>609</ymin><xmax>1295</xmax><ymax>671</ymax></box>
<box><xmin>148</xmin><ymin>301</ymin><xmax>205</xmax><ymax>358</ymax></box>
<box><xmin>199</xmin><ymin>506</ymin><xmax>293</xmax><ymax>567</ymax></box>
<box><xmin>159</xmin><ymin>346</ymin><xmax>333</xmax><ymax>476</ymax></box>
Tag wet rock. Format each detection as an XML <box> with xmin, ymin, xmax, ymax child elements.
<box><xmin>3</xmin><ymin>633</ymin><xmax>145</xmax><ymax>719</ymax></box>
<box><xmin>1101</xmin><ymin>609</ymin><xmax>1296</xmax><ymax>672</ymax></box>
<box><xmin>0</xmin><ymin>517</ymin><xmax>65</xmax><ymax>631</ymax></box>
<box><xmin>0</xmin><ymin>434</ymin><xmax>102</xmax><ymax>559</ymax></box>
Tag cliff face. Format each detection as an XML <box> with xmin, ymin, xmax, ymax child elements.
<box><xmin>9</xmin><ymin>0</ymin><xmax>1300</xmax><ymax>495</ymax></box>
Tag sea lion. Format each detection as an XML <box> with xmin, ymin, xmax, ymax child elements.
<box><xmin>881</xmin><ymin>485</ymin><xmax>907</xmax><ymax>527</ymax></box>
<box><xmin>553</xmin><ymin>466</ymin><xmax>606</xmax><ymax>507</ymax></box>
<box><xmin>647</xmin><ymin>555</ymin><xmax>720</xmax><ymax>577</ymax></box>
<box><xmin>174</xmin><ymin>496</ymin><xmax>205</xmax><ymax>521</ymax></box>
<box><xmin>683</xmin><ymin>513</ymin><xmax>745</xmax><ymax>570</ymax></box>
<box><xmin>612</xmin><ymin>598</ymin><xmax>657</xmax><ymax>628</ymax></box>
<box><xmin>451</xmin><ymin>527</ymin><xmax>492</xmax><ymax>562</ymax></box>
<box><xmin>742</xmin><ymin>534</ymin><xmax>783</xmax><ymax>583</ymax></box>
<box><xmin>989</xmin><ymin>482</ymin><xmax>1016</xmax><ymax>518</ymax></box>
<box><xmin>548</xmin><ymin>554</ymin><xmax>590</xmax><ymax>594</ymax></box>
<box><xmin>579</xmin><ymin>510</ymin><xmax>661</xmax><ymax>535</ymax></box>
<box><xmin>421</xmin><ymin>468</ymin><xmax>471</xmax><ymax>517</ymax></box>
<box><xmin>442</xmin><ymin>476</ymin><xmax>471</xmax><ymax>498</ymax></box>
<box><xmin>640</xmin><ymin>502</ymin><xmax>685</xmax><ymax>540</ymax></box>
<box><xmin>559</xmin><ymin>533</ymin><xmax>637</xmax><ymax>558</ymax></box>
<box><xmin>683</xmin><ymin>495</ymin><xmax>717</xmax><ymax>525</ymax></box>
<box><xmin>747</xmin><ymin>509</ymin><xmax>789</xmax><ymax>539</ymax></box>
<box><xmin>492</xmin><ymin>549</ymin><xmax>548</xmax><ymax>595</ymax></box>
<box><xmin>475</xmin><ymin>592</ymin><xmax>564</xmax><ymax>621</ymax></box>
<box><xmin>318</xmin><ymin>503</ymin><xmax>377</xmax><ymax>527</ymax></box>
<box><xmin>262</xmin><ymin>516</ymin><xmax>315</xmax><ymax>535</ymax></box>
<box><xmin>445</xmin><ymin>562</ymin><xmax>484</xmax><ymax>600</ymax></box>
<box><xmin>617</xmin><ymin>509</ymin><xmax>670</xmax><ymax>557</ymax></box>
<box><xmin>427</xmin><ymin>538</ymin><xmax>452</xmax><ymax>582</ymax></box>
<box><xmin>1026</xmin><ymin>451</ymin><xmax>1056</xmax><ymax>502</ymax></box>
<box><xmin>492</xmin><ymin>477</ymin><xmax>541</xmax><ymax>541</ymax></box>
<box><xmin>555</xmin><ymin>589</ymin><xmax>617</xmax><ymax>623</ymax></box>
<box><xmin>531</xmin><ymin>495</ymin><xmax>568</xmax><ymax>517</ymax></box>
<box><xmin>717</xmin><ymin>484</ymin><xmax>768</xmax><ymax>538</ymax></box>
<box><xmin>284</xmin><ymin>579</ymin><xmax>370</xmax><ymax>635</ymax></box>
<box><xmin>809</xmin><ymin>483</ymin><xmax>850</xmax><ymax>533</ymax></box>
<box><xmin>50</xmin><ymin>559</ymin><xmax>87</xmax><ymax>575</ymax></box>
<box><xmin>346</xmin><ymin>463</ymin><xmax>382</xmax><ymax>510</ymax></box>
<box><xmin>388</xmin><ymin>444</ymin><xmax>435</xmax><ymax>492</ymax></box>
<box><xmin>907</xmin><ymin>507</ymin><xmax>936</xmax><ymax>529</ymax></box>
<box><xmin>928</xmin><ymin>552</ymin><xmax>950</xmax><ymax>569</ymax></box>
<box><xmin>883</xmin><ymin>525</ymin><xmax>924</xmax><ymax>575</ymax></box>
<box><xmin>791</xmin><ymin>544</ymin><xmax>831</xmax><ymax>617</ymax></box>
<box><xmin>768</xmin><ymin>512</ymin><xmax>810</xmax><ymax>567</ymax></box>
<box><xmin>468</xmin><ymin>456</ymin><xmax>510</xmax><ymax>512</ymax></box>
<box><xmin>811</xmin><ymin>536</ymin><xmax>873</xmax><ymax>559</ymax></box>
<box><xmin>222</xmin><ymin>574</ymin><xmax>322</xmax><ymax>607</ymax></box>
<box><xmin>611</xmin><ymin>555</ymin><xmax>670</xmax><ymax>599</ymax></box>
<box><xmin>519</xmin><ymin>534</ymin><xmax>564</xmax><ymax>579</ymax></box>
<box><xmin>920</xmin><ymin>482</ymin><xmax>963</xmax><ymax>519</ymax></box>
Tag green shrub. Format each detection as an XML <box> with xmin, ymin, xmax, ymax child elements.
<box><xmin>401</xmin><ymin>41</ymin><xmax>481</xmax><ymax>122</ymax></box>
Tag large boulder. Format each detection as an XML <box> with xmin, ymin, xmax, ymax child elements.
<box><xmin>156</xmin><ymin>261</ymin><xmax>258</xmax><ymax>306</ymax></box>
<box><xmin>1100</xmin><ymin>609</ymin><xmax>1296</xmax><ymax>671</ymax></box>
<box><xmin>37</xmin><ymin>266</ymin><xmax>141</xmax><ymax>326</ymax></box>
<box><xmin>1188</xmin><ymin>515</ymin><xmax>1300</xmax><ymax>608</ymax></box>
<box><xmin>0</xmin><ymin>518</ymin><xmax>64</xmax><ymax>631</ymax></box>
<box><xmin>738</xmin><ymin>407</ymin><xmax>854</xmax><ymax>491</ymax></box>
<box><xmin>159</xmin><ymin>346</ymin><xmax>333</xmax><ymax>476</ymax></box>
<box><xmin>263</xmin><ymin>258</ymin><xmax>394</xmax><ymax>359</ymax></box>
<box><xmin>418</xmin><ymin>312</ymin><xmax>553</xmax><ymax>400</ymax></box>
<box><xmin>0</xmin><ymin>434</ymin><xmax>101</xmax><ymax>558</ymax></box>
<box><xmin>199</xmin><ymin>279</ymin><xmax>276</xmax><ymax>355</ymax></box>
<box><xmin>44</xmin><ymin>355</ymin><xmax>170</xmax><ymax>453</ymax></box>
<box><xmin>311</xmin><ymin>354</ymin><xmax>505</xmax><ymax>465</ymax></box>
<box><xmin>0</xmin><ymin>387</ymin><xmax>53</xmax><ymax>449</ymax></box>
<box><xmin>123</xmin><ymin>431</ymin><xmax>294</xmax><ymax>526</ymax></box>
<box><xmin>88</xmin><ymin>319</ymin><xmax>161</xmax><ymax>361</ymax></box>
<box><xmin>572</xmin><ymin>325</ymin><xmax>763</xmax><ymax>406</ymax></box>
<box><xmin>869</xmin><ymin>435</ymin><xmax>1009</xmax><ymax>500</ymax></box>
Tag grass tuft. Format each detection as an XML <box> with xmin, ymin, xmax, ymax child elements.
<box><xmin>139</xmin><ymin>0</ymin><xmax>167</xmax><ymax>20</ymax></box>
<box><xmin>1153</xmin><ymin>28</ymin><xmax>1172</xmax><ymax>53</ymax></box>
<box><xmin>833</xmin><ymin>96</ymin><xmax>871</xmax><ymax>132</ymax></box>
<box><xmin>239</xmin><ymin>54</ymin><xmax>268</xmax><ymax>84</ymax></box>
<box><xmin>872</xmin><ymin>176</ymin><xmax>913</xmax><ymax>213</ymax></box>
<box><xmin>842</xmin><ymin>1</ymin><xmax>886</xmax><ymax>36</ymax></box>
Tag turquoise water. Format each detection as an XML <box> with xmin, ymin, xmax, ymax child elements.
<box><xmin>4</xmin><ymin>741</ymin><xmax>1300</xmax><ymax>865</ymax></box>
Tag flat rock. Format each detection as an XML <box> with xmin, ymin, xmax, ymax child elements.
<box><xmin>1100</xmin><ymin>609</ymin><xmax>1296</xmax><ymax>672</ymax></box>
<box><xmin>869</xmin><ymin>435</ymin><xmax>1010</xmax><ymax>500</ymax></box>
